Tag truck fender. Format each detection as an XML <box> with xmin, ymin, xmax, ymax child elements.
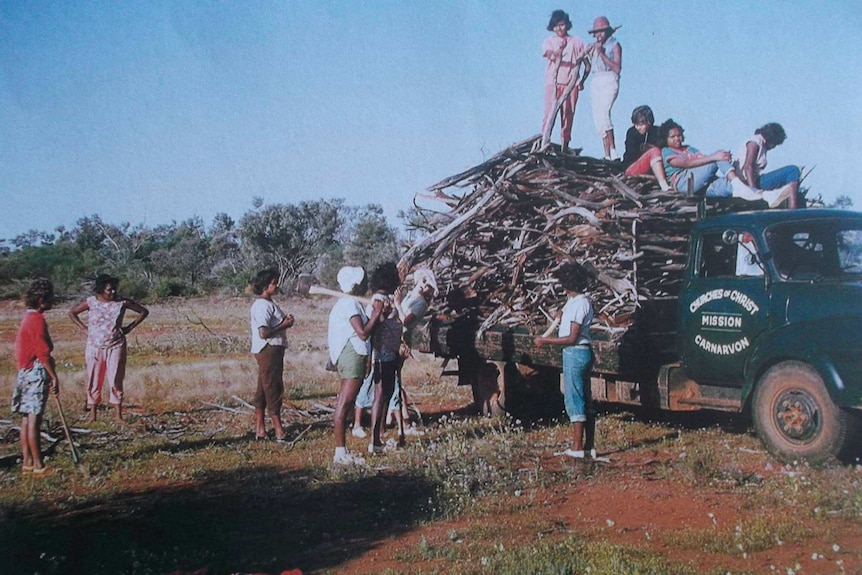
<box><xmin>742</xmin><ymin>318</ymin><xmax>862</xmax><ymax>410</ymax></box>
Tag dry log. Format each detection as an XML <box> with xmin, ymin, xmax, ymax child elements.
<box><xmin>399</xmin><ymin>136</ymin><xmax>752</xmax><ymax>339</ymax></box>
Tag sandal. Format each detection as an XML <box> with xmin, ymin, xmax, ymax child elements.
<box><xmin>22</xmin><ymin>465</ymin><xmax>34</xmax><ymax>473</ymax></box>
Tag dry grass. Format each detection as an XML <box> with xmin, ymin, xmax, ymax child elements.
<box><xmin>1</xmin><ymin>296</ymin><xmax>861</xmax><ymax>575</ymax></box>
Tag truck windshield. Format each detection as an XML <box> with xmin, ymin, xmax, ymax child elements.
<box><xmin>766</xmin><ymin>220</ymin><xmax>862</xmax><ymax>280</ymax></box>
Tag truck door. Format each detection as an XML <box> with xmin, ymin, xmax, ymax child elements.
<box><xmin>679</xmin><ymin>229</ymin><xmax>770</xmax><ymax>385</ymax></box>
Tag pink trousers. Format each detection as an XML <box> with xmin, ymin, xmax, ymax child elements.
<box><xmin>85</xmin><ymin>342</ymin><xmax>127</xmax><ymax>406</ymax></box>
<box><xmin>542</xmin><ymin>83</ymin><xmax>580</xmax><ymax>144</ymax></box>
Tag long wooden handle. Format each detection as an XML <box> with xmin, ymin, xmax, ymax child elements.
<box><xmin>540</xmin><ymin>317</ymin><xmax>561</xmax><ymax>338</ymax></box>
<box><xmin>54</xmin><ymin>395</ymin><xmax>81</xmax><ymax>464</ymax></box>
<box><xmin>308</xmin><ymin>285</ymin><xmax>372</xmax><ymax>305</ymax></box>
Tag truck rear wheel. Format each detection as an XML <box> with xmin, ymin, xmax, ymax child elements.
<box><xmin>753</xmin><ymin>361</ymin><xmax>854</xmax><ymax>465</ymax></box>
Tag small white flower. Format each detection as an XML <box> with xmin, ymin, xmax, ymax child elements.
<box><xmin>832</xmin><ymin>543</ymin><xmax>840</xmax><ymax>552</ymax></box>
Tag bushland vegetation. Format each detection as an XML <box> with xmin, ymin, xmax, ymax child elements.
<box><xmin>0</xmin><ymin>199</ymin><xmax>400</xmax><ymax>301</ymax></box>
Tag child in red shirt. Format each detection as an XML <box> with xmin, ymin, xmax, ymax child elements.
<box><xmin>13</xmin><ymin>278</ymin><xmax>60</xmax><ymax>474</ymax></box>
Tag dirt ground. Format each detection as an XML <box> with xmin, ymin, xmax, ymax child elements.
<box><xmin>336</xmin><ymin>445</ymin><xmax>862</xmax><ymax>575</ymax></box>
<box><xmin>1</xmin><ymin>298</ymin><xmax>860</xmax><ymax>575</ymax></box>
<box><xmin>3</xmin><ymin>398</ymin><xmax>860</xmax><ymax>575</ymax></box>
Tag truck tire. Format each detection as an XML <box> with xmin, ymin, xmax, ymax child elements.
<box><xmin>753</xmin><ymin>361</ymin><xmax>855</xmax><ymax>465</ymax></box>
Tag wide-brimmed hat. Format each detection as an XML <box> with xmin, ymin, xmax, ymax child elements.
<box><xmin>337</xmin><ymin>266</ymin><xmax>365</xmax><ymax>293</ymax></box>
<box><xmin>413</xmin><ymin>269</ymin><xmax>438</xmax><ymax>296</ymax></box>
<box><xmin>589</xmin><ymin>16</ymin><xmax>620</xmax><ymax>35</ymax></box>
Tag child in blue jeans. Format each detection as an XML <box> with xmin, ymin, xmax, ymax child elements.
<box><xmin>535</xmin><ymin>263</ymin><xmax>596</xmax><ymax>458</ymax></box>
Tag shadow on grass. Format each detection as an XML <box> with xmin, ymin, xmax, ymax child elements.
<box><xmin>1</xmin><ymin>465</ymin><xmax>441</xmax><ymax>575</ymax></box>
<box><xmin>125</xmin><ymin>421</ymin><xmax>332</xmax><ymax>458</ymax></box>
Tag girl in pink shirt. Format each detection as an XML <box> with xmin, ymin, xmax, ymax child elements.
<box><xmin>542</xmin><ymin>10</ymin><xmax>590</xmax><ymax>154</ymax></box>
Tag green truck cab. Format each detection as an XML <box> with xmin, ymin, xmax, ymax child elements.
<box><xmin>418</xmin><ymin>209</ymin><xmax>862</xmax><ymax>464</ymax></box>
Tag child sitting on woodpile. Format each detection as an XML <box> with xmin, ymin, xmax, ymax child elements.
<box><xmin>733</xmin><ymin>123</ymin><xmax>801</xmax><ymax>209</ymax></box>
<box><xmin>622</xmin><ymin>105</ymin><xmax>671</xmax><ymax>191</ymax></box>
<box><xmin>660</xmin><ymin>119</ymin><xmax>793</xmax><ymax>207</ymax></box>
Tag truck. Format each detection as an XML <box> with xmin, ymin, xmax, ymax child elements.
<box><xmin>412</xmin><ymin>208</ymin><xmax>862</xmax><ymax>465</ymax></box>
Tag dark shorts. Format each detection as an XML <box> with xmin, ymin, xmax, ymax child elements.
<box><xmin>373</xmin><ymin>359</ymin><xmax>398</xmax><ymax>386</ymax></box>
<box><xmin>254</xmin><ymin>344</ymin><xmax>285</xmax><ymax>416</ymax></box>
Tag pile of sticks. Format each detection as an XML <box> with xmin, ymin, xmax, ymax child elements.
<box><xmin>398</xmin><ymin>136</ymin><xmax>737</xmax><ymax>338</ymax></box>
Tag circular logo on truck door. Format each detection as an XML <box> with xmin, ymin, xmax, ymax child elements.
<box><xmin>689</xmin><ymin>289</ymin><xmax>760</xmax><ymax>356</ymax></box>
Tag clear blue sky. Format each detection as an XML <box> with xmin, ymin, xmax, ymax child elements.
<box><xmin>2</xmin><ymin>1</ymin><xmax>861</xmax><ymax>241</ymax></box>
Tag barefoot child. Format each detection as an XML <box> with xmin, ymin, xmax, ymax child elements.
<box><xmin>250</xmin><ymin>269</ymin><xmax>295</xmax><ymax>441</ymax></box>
<box><xmin>14</xmin><ymin>278</ymin><xmax>60</xmax><ymax>474</ymax></box>
<box><xmin>364</xmin><ymin>263</ymin><xmax>402</xmax><ymax>454</ymax></box>
<box><xmin>588</xmin><ymin>16</ymin><xmax>622</xmax><ymax>160</ymax></box>
<box><xmin>69</xmin><ymin>274</ymin><xmax>149</xmax><ymax>423</ymax></box>
<box><xmin>391</xmin><ymin>269</ymin><xmax>438</xmax><ymax>442</ymax></box>
<box><xmin>534</xmin><ymin>263</ymin><xmax>597</xmax><ymax>458</ymax></box>
<box><xmin>541</xmin><ymin>9</ymin><xmax>590</xmax><ymax>154</ymax></box>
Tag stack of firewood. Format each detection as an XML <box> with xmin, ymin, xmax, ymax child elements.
<box><xmin>398</xmin><ymin>136</ymin><xmax>738</xmax><ymax>337</ymax></box>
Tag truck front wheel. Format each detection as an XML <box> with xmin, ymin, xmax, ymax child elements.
<box><xmin>753</xmin><ymin>361</ymin><xmax>854</xmax><ymax>465</ymax></box>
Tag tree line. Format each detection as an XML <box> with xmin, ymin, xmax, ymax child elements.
<box><xmin>0</xmin><ymin>198</ymin><xmax>404</xmax><ymax>301</ymax></box>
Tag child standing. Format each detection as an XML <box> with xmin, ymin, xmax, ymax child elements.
<box><xmin>391</xmin><ymin>269</ymin><xmax>437</xmax><ymax>441</ymax></box>
<box><xmin>365</xmin><ymin>263</ymin><xmax>402</xmax><ymax>454</ymax></box>
<box><xmin>328</xmin><ymin>266</ymin><xmax>384</xmax><ymax>465</ymax></box>
<box><xmin>534</xmin><ymin>263</ymin><xmax>596</xmax><ymax>458</ymax></box>
<box><xmin>68</xmin><ymin>274</ymin><xmax>149</xmax><ymax>423</ymax></box>
<box><xmin>587</xmin><ymin>16</ymin><xmax>622</xmax><ymax>161</ymax></box>
<box><xmin>13</xmin><ymin>278</ymin><xmax>60</xmax><ymax>475</ymax></box>
<box><xmin>542</xmin><ymin>10</ymin><xmax>590</xmax><ymax>154</ymax></box>
<box><xmin>250</xmin><ymin>269</ymin><xmax>295</xmax><ymax>441</ymax></box>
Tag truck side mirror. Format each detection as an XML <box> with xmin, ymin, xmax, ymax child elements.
<box><xmin>722</xmin><ymin>229</ymin><xmax>738</xmax><ymax>245</ymax></box>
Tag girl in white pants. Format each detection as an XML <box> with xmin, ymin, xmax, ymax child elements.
<box><xmin>588</xmin><ymin>17</ymin><xmax>622</xmax><ymax>160</ymax></box>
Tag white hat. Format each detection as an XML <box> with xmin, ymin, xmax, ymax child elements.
<box><xmin>413</xmin><ymin>269</ymin><xmax>438</xmax><ymax>296</ymax></box>
<box><xmin>337</xmin><ymin>266</ymin><xmax>365</xmax><ymax>293</ymax></box>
